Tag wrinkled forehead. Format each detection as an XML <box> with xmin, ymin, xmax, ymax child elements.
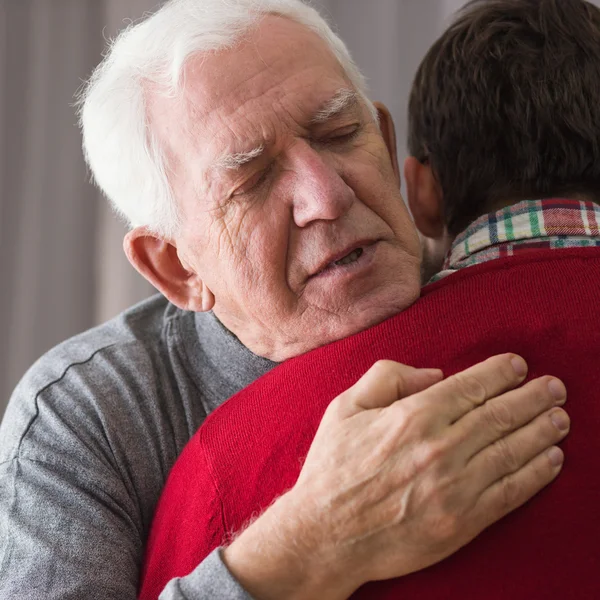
<box><xmin>148</xmin><ymin>15</ymin><xmax>358</xmax><ymax>163</ymax></box>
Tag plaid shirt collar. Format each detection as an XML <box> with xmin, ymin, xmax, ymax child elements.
<box><xmin>430</xmin><ymin>198</ymin><xmax>600</xmax><ymax>283</ymax></box>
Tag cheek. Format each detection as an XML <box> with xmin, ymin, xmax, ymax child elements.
<box><xmin>343</xmin><ymin>150</ymin><xmax>421</xmax><ymax>254</ymax></box>
<box><xmin>219</xmin><ymin>201</ymin><xmax>292</xmax><ymax>293</ymax></box>
<box><xmin>344</xmin><ymin>155</ymin><xmax>403</xmax><ymax>221</ymax></box>
<box><xmin>340</xmin><ymin>139</ymin><xmax>396</xmax><ymax>196</ymax></box>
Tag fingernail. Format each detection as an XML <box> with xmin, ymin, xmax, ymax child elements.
<box><xmin>548</xmin><ymin>378</ymin><xmax>566</xmax><ymax>402</ymax></box>
<box><xmin>550</xmin><ymin>409</ymin><xmax>570</xmax><ymax>431</ymax></box>
<box><xmin>511</xmin><ymin>356</ymin><xmax>527</xmax><ymax>377</ymax></box>
<box><xmin>547</xmin><ymin>446</ymin><xmax>564</xmax><ymax>467</ymax></box>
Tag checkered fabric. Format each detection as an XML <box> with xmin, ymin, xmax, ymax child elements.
<box><xmin>430</xmin><ymin>198</ymin><xmax>600</xmax><ymax>282</ymax></box>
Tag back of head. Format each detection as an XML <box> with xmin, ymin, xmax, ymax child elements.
<box><xmin>408</xmin><ymin>0</ymin><xmax>600</xmax><ymax>235</ymax></box>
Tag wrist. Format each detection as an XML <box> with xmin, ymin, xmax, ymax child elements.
<box><xmin>222</xmin><ymin>491</ymin><xmax>360</xmax><ymax>600</ymax></box>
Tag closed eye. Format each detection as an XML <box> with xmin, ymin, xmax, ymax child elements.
<box><xmin>318</xmin><ymin>124</ymin><xmax>361</xmax><ymax>146</ymax></box>
<box><xmin>231</xmin><ymin>167</ymin><xmax>270</xmax><ymax>197</ymax></box>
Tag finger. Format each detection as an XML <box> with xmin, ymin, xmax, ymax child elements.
<box><xmin>449</xmin><ymin>376</ymin><xmax>567</xmax><ymax>460</ymax></box>
<box><xmin>469</xmin><ymin>445</ymin><xmax>564</xmax><ymax>539</ymax></box>
<box><xmin>338</xmin><ymin>360</ymin><xmax>443</xmax><ymax>417</ymax></box>
<box><xmin>408</xmin><ymin>353</ymin><xmax>528</xmax><ymax>426</ymax></box>
<box><xmin>465</xmin><ymin>406</ymin><xmax>569</xmax><ymax>490</ymax></box>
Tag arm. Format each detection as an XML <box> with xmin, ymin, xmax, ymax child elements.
<box><xmin>0</xmin><ymin>454</ymin><xmax>250</xmax><ymax>600</ymax></box>
<box><xmin>0</xmin><ymin>454</ymin><xmax>141</xmax><ymax>599</ymax></box>
<box><xmin>0</xmin><ymin>358</ymin><xmax>247</xmax><ymax>600</ymax></box>
<box><xmin>159</xmin><ymin>550</ymin><xmax>252</xmax><ymax>600</ymax></box>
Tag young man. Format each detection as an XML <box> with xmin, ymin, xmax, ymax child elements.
<box><xmin>141</xmin><ymin>0</ymin><xmax>600</xmax><ymax>598</ymax></box>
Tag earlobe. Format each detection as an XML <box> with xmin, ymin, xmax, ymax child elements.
<box><xmin>403</xmin><ymin>157</ymin><xmax>445</xmax><ymax>239</ymax></box>
<box><xmin>123</xmin><ymin>227</ymin><xmax>215</xmax><ymax>312</ymax></box>
<box><xmin>374</xmin><ymin>102</ymin><xmax>401</xmax><ymax>187</ymax></box>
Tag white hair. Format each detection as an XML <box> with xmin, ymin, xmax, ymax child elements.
<box><xmin>77</xmin><ymin>0</ymin><xmax>375</xmax><ymax>239</ymax></box>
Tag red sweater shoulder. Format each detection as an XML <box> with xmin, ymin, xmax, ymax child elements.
<box><xmin>141</xmin><ymin>248</ymin><xmax>600</xmax><ymax>600</ymax></box>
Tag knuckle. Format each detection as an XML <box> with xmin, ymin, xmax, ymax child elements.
<box><xmin>365</xmin><ymin>360</ymin><xmax>400</xmax><ymax>389</ymax></box>
<box><xmin>431</xmin><ymin>511</ymin><xmax>462</xmax><ymax>542</ymax></box>
<box><xmin>421</xmin><ymin>482</ymin><xmax>464</xmax><ymax>541</ymax></box>
<box><xmin>452</xmin><ymin>372</ymin><xmax>487</xmax><ymax>406</ymax></box>
<box><xmin>369</xmin><ymin>359</ymin><xmax>409</xmax><ymax>398</ymax></box>
<box><xmin>509</xmin><ymin>377</ymin><xmax>555</xmax><ymax>415</ymax></box>
<box><xmin>384</xmin><ymin>405</ymin><xmax>425</xmax><ymax>449</ymax></box>
<box><xmin>413</xmin><ymin>439</ymin><xmax>447</xmax><ymax>469</ymax></box>
<box><xmin>491</xmin><ymin>437</ymin><xmax>520</xmax><ymax>472</ymax></box>
<box><xmin>370</xmin><ymin>359</ymin><xmax>397</xmax><ymax>376</ymax></box>
<box><xmin>484</xmin><ymin>400</ymin><xmax>516</xmax><ymax>433</ymax></box>
<box><xmin>323</xmin><ymin>395</ymin><xmax>345</xmax><ymax>421</ymax></box>
<box><xmin>498</xmin><ymin>474</ymin><xmax>522</xmax><ymax>512</ymax></box>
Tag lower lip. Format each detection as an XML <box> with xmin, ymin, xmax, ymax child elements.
<box><xmin>311</xmin><ymin>242</ymin><xmax>380</xmax><ymax>281</ymax></box>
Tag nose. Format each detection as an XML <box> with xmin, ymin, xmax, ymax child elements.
<box><xmin>289</xmin><ymin>142</ymin><xmax>355</xmax><ymax>227</ymax></box>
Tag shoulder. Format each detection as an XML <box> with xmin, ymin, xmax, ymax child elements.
<box><xmin>13</xmin><ymin>294</ymin><xmax>174</xmax><ymax>386</ymax></box>
<box><xmin>422</xmin><ymin>247</ymin><xmax>600</xmax><ymax>298</ymax></box>
<box><xmin>0</xmin><ymin>294</ymin><xmax>197</xmax><ymax>464</ymax></box>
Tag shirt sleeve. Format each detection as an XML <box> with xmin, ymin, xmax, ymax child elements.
<box><xmin>0</xmin><ymin>454</ymin><xmax>253</xmax><ymax>600</ymax></box>
<box><xmin>0</xmin><ymin>453</ymin><xmax>143</xmax><ymax>599</ymax></box>
<box><xmin>160</xmin><ymin>549</ymin><xmax>254</xmax><ymax>600</ymax></box>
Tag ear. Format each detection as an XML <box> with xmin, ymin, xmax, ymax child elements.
<box><xmin>374</xmin><ymin>101</ymin><xmax>400</xmax><ymax>187</ymax></box>
<box><xmin>404</xmin><ymin>156</ymin><xmax>445</xmax><ymax>239</ymax></box>
<box><xmin>123</xmin><ymin>227</ymin><xmax>215</xmax><ymax>312</ymax></box>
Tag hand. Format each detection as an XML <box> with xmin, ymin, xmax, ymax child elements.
<box><xmin>223</xmin><ymin>354</ymin><xmax>569</xmax><ymax>600</ymax></box>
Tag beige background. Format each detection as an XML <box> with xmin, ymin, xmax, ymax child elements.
<box><xmin>0</xmin><ymin>0</ymin><xmax>488</xmax><ymax>417</ymax></box>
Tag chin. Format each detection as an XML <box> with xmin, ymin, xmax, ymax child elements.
<box><xmin>269</xmin><ymin>279</ymin><xmax>421</xmax><ymax>362</ymax></box>
<box><xmin>339</xmin><ymin>287</ymin><xmax>420</xmax><ymax>339</ymax></box>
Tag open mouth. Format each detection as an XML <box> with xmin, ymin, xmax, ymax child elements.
<box><xmin>308</xmin><ymin>239</ymin><xmax>380</xmax><ymax>281</ymax></box>
<box><xmin>333</xmin><ymin>247</ymin><xmax>363</xmax><ymax>266</ymax></box>
<box><xmin>313</xmin><ymin>247</ymin><xmax>365</xmax><ymax>277</ymax></box>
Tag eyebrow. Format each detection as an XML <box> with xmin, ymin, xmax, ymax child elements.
<box><xmin>209</xmin><ymin>88</ymin><xmax>359</xmax><ymax>174</ymax></box>
<box><xmin>311</xmin><ymin>88</ymin><xmax>360</xmax><ymax>124</ymax></box>
<box><xmin>212</xmin><ymin>144</ymin><xmax>265</xmax><ymax>172</ymax></box>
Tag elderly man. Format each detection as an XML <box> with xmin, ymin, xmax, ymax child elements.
<box><xmin>141</xmin><ymin>0</ymin><xmax>600</xmax><ymax>598</ymax></box>
<box><xmin>0</xmin><ymin>1</ymin><xmax>567</xmax><ymax>599</ymax></box>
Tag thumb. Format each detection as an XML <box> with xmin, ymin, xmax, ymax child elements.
<box><xmin>342</xmin><ymin>360</ymin><xmax>443</xmax><ymax>415</ymax></box>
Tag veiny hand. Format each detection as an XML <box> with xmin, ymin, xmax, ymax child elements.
<box><xmin>223</xmin><ymin>354</ymin><xmax>569</xmax><ymax>600</ymax></box>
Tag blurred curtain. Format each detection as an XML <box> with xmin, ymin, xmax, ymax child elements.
<box><xmin>0</xmin><ymin>0</ymin><xmax>474</xmax><ymax>417</ymax></box>
<box><xmin>0</xmin><ymin>0</ymin><xmax>158</xmax><ymax>414</ymax></box>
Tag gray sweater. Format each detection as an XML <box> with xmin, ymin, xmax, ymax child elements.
<box><xmin>0</xmin><ymin>295</ymin><xmax>276</xmax><ymax>599</ymax></box>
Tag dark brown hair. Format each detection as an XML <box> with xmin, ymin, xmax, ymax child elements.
<box><xmin>408</xmin><ymin>0</ymin><xmax>600</xmax><ymax>235</ymax></box>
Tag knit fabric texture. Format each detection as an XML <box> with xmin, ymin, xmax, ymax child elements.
<box><xmin>140</xmin><ymin>247</ymin><xmax>600</xmax><ymax>600</ymax></box>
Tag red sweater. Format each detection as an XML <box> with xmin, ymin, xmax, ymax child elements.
<box><xmin>140</xmin><ymin>248</ymin><xmax>600</xmax><ymax>600</ymax></box>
